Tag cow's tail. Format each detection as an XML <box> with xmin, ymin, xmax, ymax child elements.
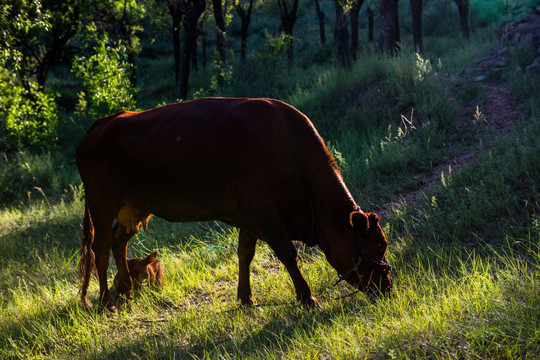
<box><xmin>78</xmin><ymin>198</ymin><xmax>95</xmax><ymax>308</ymax></box>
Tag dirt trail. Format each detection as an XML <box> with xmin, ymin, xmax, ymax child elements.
<box><xmin>378</xmin><ymin>81</ymin><xmax>523</xmax><ymax>217</ymax></box>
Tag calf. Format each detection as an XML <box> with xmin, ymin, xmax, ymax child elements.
<box><xmin>114</xmin><ymin>251</ymin><xmax>164</xmax><ymax>291</ymax></box>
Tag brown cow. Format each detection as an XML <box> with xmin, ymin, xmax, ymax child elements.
<box><xmin>76</xmin><ymin>97</ymin><xmax>392</xmax><ymax>311</ymax></box>
<box><xmin>113</xmin><ymin>251</ymin><xmax>164</xmax><ymax>291</ymax></box>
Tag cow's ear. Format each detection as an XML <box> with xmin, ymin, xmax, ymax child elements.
<box><xmin>146</xmin><ymin>251</ymin><xmax>158</xmax><ymax>264</ymax></box>
<box><xmin>368</xmin><ymin>213</ymin><xmax>380</xmax><ymax>228</ymax></box>
<box><xmin>349</xmin><ymin>210</ymin><xmax>369</xmax><ymax>232</ymax></box>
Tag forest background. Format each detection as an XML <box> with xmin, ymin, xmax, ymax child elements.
<box><xmin>1</xmin><ymin>0</ymin><xmax>540</xmax><ymax>358</ymax></box>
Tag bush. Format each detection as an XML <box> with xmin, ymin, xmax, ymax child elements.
<box><xmin>0</xmin><ymin>62</ymin><xmax>61</xmax><ymax>150</ymax></box>
<box><xmin>72</xmin><ymin>31</ymin><xmax>137</xmax><ymax>123</ymax></box>
<box><xmin>0</xmin><ymin>78</ymin><xmax>60</xmax><ymax>149</ymax></box>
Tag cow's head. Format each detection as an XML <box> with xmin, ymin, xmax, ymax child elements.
<box><xmin>337</xmin><ymin>211</ymin><xmax>392</xmax><ymax>295</ymax></box>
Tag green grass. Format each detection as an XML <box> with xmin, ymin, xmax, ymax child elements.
<box><xmin>1</xmin><ymin>195</ymin><xmax>538</xmax><ymax>358</ymax></box>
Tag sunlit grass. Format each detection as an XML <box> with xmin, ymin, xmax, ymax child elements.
<box><xmin>1</xmin><ymin>193</ymin><xmax>538</xmax><ymax>359</ymax></box>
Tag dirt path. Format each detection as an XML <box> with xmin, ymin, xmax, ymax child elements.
<box><xmin>378</xmin><ymin>81</ymin><xmax>523</xmax><ymax>217</ymax></box>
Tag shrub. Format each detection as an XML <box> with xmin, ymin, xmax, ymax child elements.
<box><xmin>72</xmin><ymin>30</ymin><xmax>137</xmax><ymax>123</ymax></box>
<box><xmin>0</xmin><ymin>65</ymin><xmax>60</xmax><ymax>150</ymax></box>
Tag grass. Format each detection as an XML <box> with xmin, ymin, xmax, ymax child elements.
<box><xmin>1</xmin><ymin>198</ymin><xmax>538</xmax><ymax>358</ymax></box>
<box><xmin>2</xmin><ymin>15</ymin><xmax>540</xmax><ymax>360</ymax></box>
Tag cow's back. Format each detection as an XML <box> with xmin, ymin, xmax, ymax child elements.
<box><xmin>76</xmin><ymin>98</ymin><xmax>323</xmax><ymax>227</ymax></box>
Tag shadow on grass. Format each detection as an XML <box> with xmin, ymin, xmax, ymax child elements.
<box><xmin>0</xmin><ymin>210</ymin><xmax>83</xmax><ymax>301</ymax></box>
<box><xmin>0</xmin><ymin>199</ymin><xmax>236</xmax><ymax>303</ymax></box>
<box><xmin>87</xmin><ymin>300</ymin><xmax>362</xmax><ymax>359</ymax></box>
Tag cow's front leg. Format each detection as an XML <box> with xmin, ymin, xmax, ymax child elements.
<box><xmin>237</xmin><ymin>229</ymin><xmax>258</xmax><ymax>305</ymax></box>
<box><xmin>112</xmin><ymin>223</ymin><xmax>135</xmax><ymax>307</ymax></box>
<box><xmin>266</xmin><ymin>234</ymin><xmax>318</xmax><ymax>306</ymax></box>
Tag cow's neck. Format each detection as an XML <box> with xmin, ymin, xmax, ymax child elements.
<box><xmin>309</xmin><ymin>162</ymin><xmax>358</xmax><ymax>245</ymax></box>
<box><xmin>308</xmin><ymin>168</ymin><xmax>360</xmax><ymax>276</ymax></box>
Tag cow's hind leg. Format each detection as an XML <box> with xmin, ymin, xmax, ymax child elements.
<box><xmin>237</xmin><ymin>229</ymin><xmax>257</xmax><ymax>305</ymax></box>
<box><xmin>263</xmin><ymin>226</ymin><xmax>318</xmax><ymax>307</ymax></box>
<box><xmin>92</xmin><ymin>212</ymin><xmax>116</xmax><ymax>312</ymax></box>
<box><xmin>112</xmin><ymin>222</ymin><xmax>136</xmax><ymax>307</ymax></box>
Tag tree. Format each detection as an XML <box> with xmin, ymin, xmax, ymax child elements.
<box><xmin>334</xmin><ymin>0</ymin><xmax>351</xmax><ymax>67</ymax></box>
<box><xmin>167</xmin><ymin>0</ymin><xmax>206</xmax><ymax>99</ymax></box>
<box><xmin>409</xmin><ymin>0</ymin><xmax>423</xmax><ymax>54</ymax></box>
<box><xmin>350</xmin><ymin>0</ymin><xmax>364</xmax><ymax>61</ymax></box>
<box><xmin>212</xmin><ymin>0</ymin><xmax>227</xmax><ymax>64</ymax></box>
<box><xmin>176</xmin><ymin>0</ymin><xmax>206</xmax><ymax>100</ymax></box>
<box><xmin>277</xmin><ymin>0</ymin><xmax>299</xmax><ymax>64</ymax></box>
<box><xmin>313</xmin><ymin>0</ymin><xmax>326</xmax><ymax>44</ymax></box>
<box><xmin>235</xmin><ymin>0</ymin><xmax>255</xmax><ymax>60</ymax></box>
<box><xmin>367</xmin><ymin>6</ymin><xmax>374</xmax><ymax>42</ymax></box>
<box><xmin>119</xmin><ymin>0</ymin><xmax>145</xmax><ymax>86</ymax></box>
<box><xmin>167</xmin><ymin>1</ymin><xmax>183</xmax><ymax>85</ymax></box>
<box><xmin>86</xmin><ymin>0</ymin><xmax>145</xmax><ymax>87</ymax></box>
<box><xmin>454</xmin><ymin>0</ymin><xmax>470</xmax><ymax>40</ymax></box>
<box><xmin>379</xmin><ymin>0</ymin><xmax>399</xmax><ymax>54</ymax></box>
<box><xmin>4</xmin><ymin>0</ymin><xmax>86</xmax><ymax>89</ymax></box>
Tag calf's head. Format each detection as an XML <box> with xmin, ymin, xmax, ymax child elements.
<box><xmin>338</xmin><ymin>211</ymin><xmax>392</xmax><ymax>295</ymax></box>
<box><xmin>115</xmin><ymin>251</ymin><xmax>164</xmax><ymax>291</ymax></box>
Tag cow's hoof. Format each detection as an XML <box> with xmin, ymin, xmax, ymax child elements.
<box><xmin>300</xmin><ymin>296</ymin><xmax>319</xmax><ymax>307</ymax></box>
<box><xmin>99</xmin><ymin>300</ymin><xmax>117</xmax><ymax>313</ymax></box>
<box><xmin>239</xmin><ymin>295</ymin><xmax>257</xmax><ymax>306</ymax></box>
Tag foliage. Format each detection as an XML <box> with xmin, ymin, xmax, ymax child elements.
<box><xmin>0</xmin><ymin>0</ymin><xmax>52</xmax><ymax>55</ymax></box>
<box><xmin>0</xmin><ymin>1</ymin><xmax>61</xmax><ymax>150</ymax></box>
<box><xmin>90</xmin><ymin>0</ymin><xmax>146</xmax><ymax>59</ymax></box>
<box><xmin>71</xmin><ymin>29</ymin><xmax>138</xmax><ymax>122</ymax></box>
<box><xmin>0</xmin><ymin>77</ymin><xmax>60</xmax><ymax>149</ymax></box>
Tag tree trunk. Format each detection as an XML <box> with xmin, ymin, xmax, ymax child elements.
<box><xmin>169</xmin><ymin>4</ymin><xmax>183</xmax><ymax>86</ymax></box>
<box><xmin>202</xmin><ymin>37</ymin><xmax>207</xmax><ymax>71</ymax></box>
<box><xmin>395</xmin><ymin>1</ymin><xmax>401</xmax><ymax>50</ymax></box>
<box><xmin>121</xmin><ymin>0</ymin><xmax>137</xmax><ymax>87</ymax></box>
<box><xmin>212</xmin><ymin>0</ymin><xmax>227</xmax><ymax>63</ymax></box>
<box><xmin>192</xmin><ymin>37</ymin><xmax>198</xmax><ymax>71</ymax></box>
<box><xmin>27</xmin><ymin>2</ymin><xmax>80</xmax><ymax>90</ymax></box>
<box><xmin>335</xmin><ymin>1</ymin><xmax>351</xmax><ymax>68</ymax></box>
<box><xmin>454</xmin><ymin>0</ymin><xmax>470</xmax><ymax>40</ymax></box>
<box><xmin>379</xmin><ymin>0</ymin><xmax>399</xmax><ymax>54</ymax></box>
<box><xmin>367</xmin><ymin>7</ymin><xmax>374</xmax><ymax>42</ymax></box>
<box><xmin>313</xmin><ymin>0</ymin><xmax>326</xmax><ymax>44</ymax></box>
<box><xmin>177</xmin><ymin>0</ymin><xmax>206</xmax><ymax>100</ymax></box>
<box><xmin>235</xmin><ymin>0</ymin><xmax>255</xmax><ymax>61</ymax></box>
<box><xmin>277</xmin><ymin>0</ymin><xmax>299</xmax><ymax>64</ymax></box>
<box><xmin>409</xmin><ymin>0</ymin><xmax>423</xmax><ymax>54</ymax></box>
<box><xmin>350</xmin><ymin>0</ymin><xmax>364</xmax><ymax>61</ymax></box>
<box><xmin>37</xmin><ymin>28</ymin><xmax>77</xmax><ymax>88</ymax></box>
